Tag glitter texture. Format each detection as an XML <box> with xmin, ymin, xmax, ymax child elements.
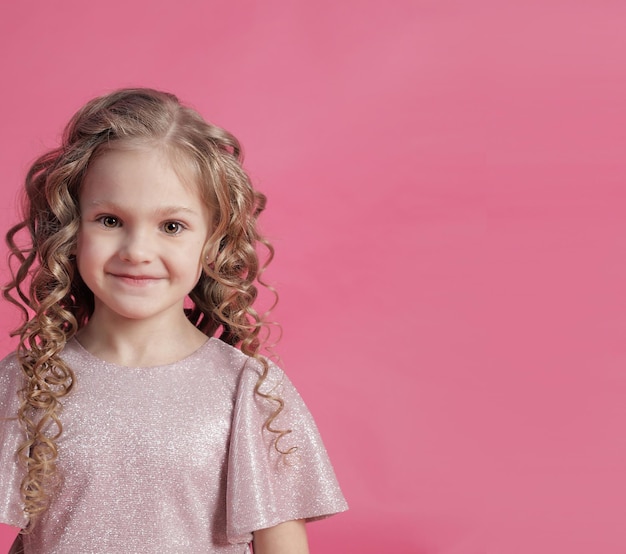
<box><xmin>0</xmin><ymin>338</ymin><xmax>347</xmax><ymax>553</ymax></box>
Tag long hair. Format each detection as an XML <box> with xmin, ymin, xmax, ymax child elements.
<box><xmin>3</xmin><ymin>88</ymin><xmax>288</xmax><ymax>530</ymax></box>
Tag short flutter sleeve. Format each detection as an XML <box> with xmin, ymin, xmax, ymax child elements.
<box><xmin>0</xmin><ymin>353</ymin><xmax>28</xmax><ymax>529</ymax></box>
<box><xmin>226</xmin><ymin>359</ymin><xmax>347</xmax><ymax>543</ymax></box>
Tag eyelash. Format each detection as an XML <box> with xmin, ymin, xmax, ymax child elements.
<box><xmin>98</xmin><ymin>215</ymin><xmax>120</xmax><ymax>228</ymax></box>
<box><xmin>96</xmin><ymin>216</ymin><xmax>186</xmax><ymax>235</ymax></box>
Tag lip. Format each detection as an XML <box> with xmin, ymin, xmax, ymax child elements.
<box><xmin>109</xmin><ymin>273</ymin><xmax>164</xmax><ymax>286</ymax></box>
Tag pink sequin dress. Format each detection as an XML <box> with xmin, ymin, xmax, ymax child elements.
<box><xmin>0</xmin><ymin>338</ymin><xmax>347</xmax><ymax>553</ymax></box>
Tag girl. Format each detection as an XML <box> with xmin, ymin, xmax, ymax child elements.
<box><xmin>0</xmin><ymin>88</ymin><xmax>347</xmax><ymax>553</ymax></box>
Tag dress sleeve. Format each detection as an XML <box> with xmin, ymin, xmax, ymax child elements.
<box><xmin>0</xmin><ymin>354</ymin><xmax>28</xmax><ymax>529</ymax></box>
<box><xmin>226</xmin><ymin>359</ymin><xmax>348</xmax><ymax>544</ymax></box>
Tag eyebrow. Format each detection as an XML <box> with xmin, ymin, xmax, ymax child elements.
<box><xmin>85</xmin><ymin>200</ymin><xmax>202</xmax><ymax>218</ymax></box>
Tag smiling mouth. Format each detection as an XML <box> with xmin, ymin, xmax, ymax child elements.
<box><xmin>110</xmin><ymin>274</ymin><xmax>163</xmax><ymax>285</ymax></box>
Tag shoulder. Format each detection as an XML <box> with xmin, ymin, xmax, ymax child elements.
<box><xmin>0</xmin><ymin>350</ymin><xmax>23</xmax><ymax>415</ymax></box>
<box><xmin>0</xmin><ymin>348</ymin><xmax>19</xmax><ymax>367</ymax></box>
<box><xmin>207</xmin><ymin>338</ymin><xmax>284</xmax><ymax>385</ymax></box>
<box><xmin>205</xmin><ymin>337</ymin><xmax>251</xmax><ymax>368</ymax></box>
<box><xmin>0</xmin><ymin>350</ymin><xmax>21</xmax><ymax>385</ymax></box>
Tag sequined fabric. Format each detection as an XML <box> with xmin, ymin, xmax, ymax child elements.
<box><xmin>0</xmin><ymin>338</ymin><xmax>347</xmax><ymax>553</ymax></box>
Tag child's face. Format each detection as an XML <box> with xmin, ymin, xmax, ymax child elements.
<box><xmin>76</xmin><ymin>145</ymin><xmax>212</xmax><ymax>326</ymax></box>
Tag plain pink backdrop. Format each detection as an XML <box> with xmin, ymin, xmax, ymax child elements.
<box><xmin>1</xmin><ymin>1</ymin><xmax>626</xmax><ymax>552</ymax></box>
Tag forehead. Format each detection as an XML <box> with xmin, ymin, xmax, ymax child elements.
<box><xmin>81</xmin><ymin>145</ymin><xmax>206</xmax><ymax>212</ymax></box>
<box><xmin>88</xmin><ymin>140</ymin><xmax>201</xmax><ymax>191</ymax></box>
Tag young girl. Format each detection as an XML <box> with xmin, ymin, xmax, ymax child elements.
<box><xmin>0</xmin><ymin>88</ymin><xmax>347</xmax><ymax>553</ymax></box>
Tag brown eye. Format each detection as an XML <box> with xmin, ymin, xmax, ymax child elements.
<box><xmin>163</xmin><ymin>221</ymin><xmax>183</xmax><ymax>235</ymax></box>
<box><xmin>101</xmin><ymin>216</ymin><xmax>119</xmax><ymax>228</ymax></box>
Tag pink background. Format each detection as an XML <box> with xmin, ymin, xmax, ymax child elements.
<box><xmin>1</xmin><ymin>1</ymin><xmax>625</xmax><ymax>552</ymax></box>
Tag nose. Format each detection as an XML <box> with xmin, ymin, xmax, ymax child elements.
<box><xmin>119</xmin><ymin>229</ymin><xmax>154</xmax><ymax>264</ymax></box>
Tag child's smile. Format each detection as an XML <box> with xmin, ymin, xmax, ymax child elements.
<box><xmin>76</xmin><ymin>145</ymin><xmax>211</xmax><ymax>327</ymax></box>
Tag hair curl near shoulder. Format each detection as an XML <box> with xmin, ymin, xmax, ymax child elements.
<box><xmin>3</xmin><ymin>88</ymin><xmax>290</xmax><ymax>531</ymax></box>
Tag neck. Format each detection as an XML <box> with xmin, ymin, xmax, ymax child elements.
<box><xmin>76</xmin><ymin>310</ymin><xmax>208</xmax><ymax>367</ymax></box>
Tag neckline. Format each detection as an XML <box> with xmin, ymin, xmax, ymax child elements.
<box><xmin>68</xmin><ymin>336</ymin><xmax>216</xmax><ymax>370</ymax></box>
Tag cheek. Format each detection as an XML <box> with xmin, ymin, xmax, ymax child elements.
<box><xmin>75</xmin><ymin>232</ymin><xmax>86</xmax><ymax>270</ymax></box>
<box><xmin>75</xmin><ymin>245</ymin><xmax>91</xmax><ymax>282</ymax></box>
<box><xmin>165</xmin><ymin>238</ymin><xmax>206</xmax><ymax>280</ymax></box>
<box><xmin>192</xmin><ymin>248</ymin><xmax>207</xmax><ymax>283</ymax></box>
<box><xmin>75</xmin><ymin>230</ymin><xmax>102</xmax><ymax>274</ymax></box>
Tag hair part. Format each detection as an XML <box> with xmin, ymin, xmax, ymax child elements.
<box><xmin>4</xmin><ymin>88</ymin><xmax>289</xmax><ymax>531</ymax></box>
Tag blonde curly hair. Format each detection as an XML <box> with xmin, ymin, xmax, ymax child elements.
<box><xmin>3</xmin><ymin>88</ymin><xmax>288</xmax><ymax>530</ymax></box>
